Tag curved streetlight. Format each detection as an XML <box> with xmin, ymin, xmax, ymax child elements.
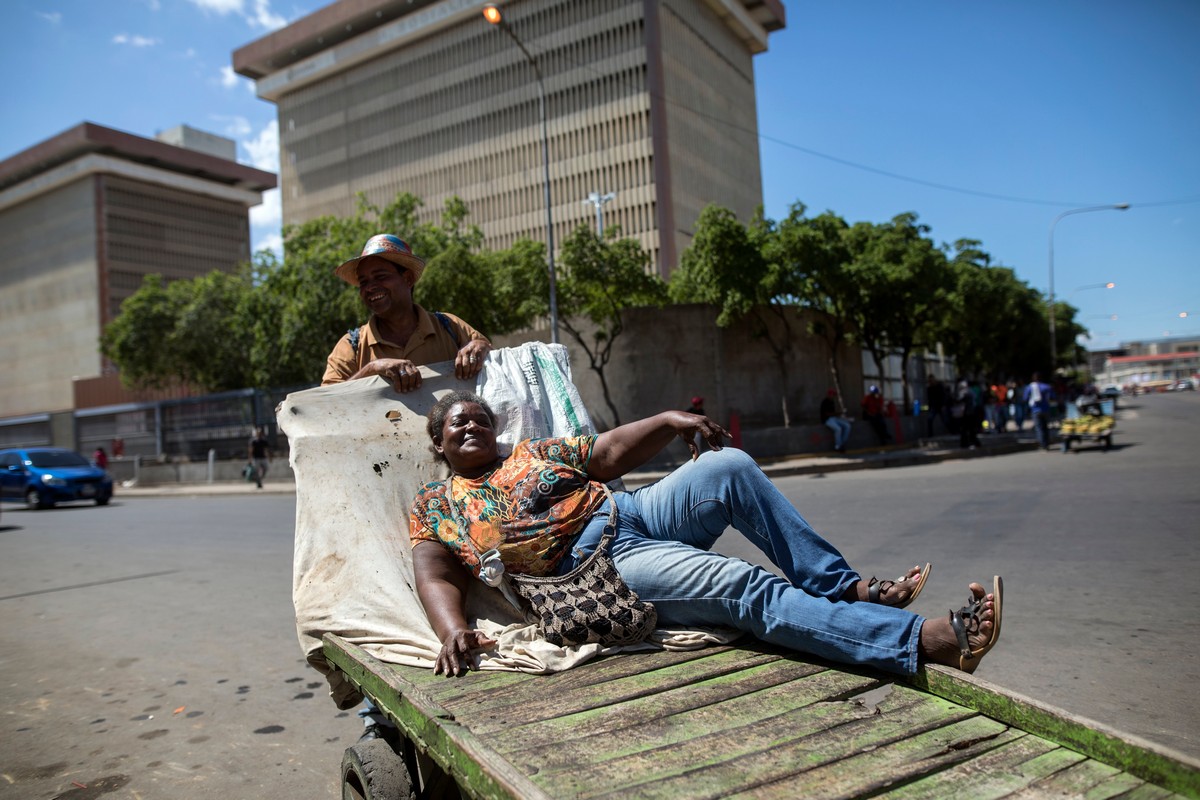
<box><xmin>583</xmin><ymin>191</ymin><xmax>616</xmax><ymax>237</ymax></box>
<box><xmin>1048</xmin><ymin>204</ymin><xmax>1129</xmax><ymax>371</ymax></box>
<box><xmin>483</xmin><ymin>4</ymin><xmax>559</xmax><ymax>344</ymax></box>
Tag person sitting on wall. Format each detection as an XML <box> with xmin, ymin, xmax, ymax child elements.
<box><xmin>322</xmin><ymin>233</ymin><xmax>492</xmax><ymax>392</ymax></box>
<box><xmin>820</xmin><ymin>389</ymin><xmax>852</xmax><ymax>453</ymax></box>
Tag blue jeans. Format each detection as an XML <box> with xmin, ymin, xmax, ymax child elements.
<box><xmin>557</xmin><ymin>449</ymin><xmax>923</xmax><ymax>675</ymax></box>
<box><xmin>824</xmin><ymin>417</ymin><xmax>851</xmax><ymax>450</ymax></box>
<box><xmin>1033</xmin><ymin>411</ymin><xmax>1050</xmax><ymax>449</ymax></box>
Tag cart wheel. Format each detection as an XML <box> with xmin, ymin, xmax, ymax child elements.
<box><xmin>342</xmin><ymin>739</ymin><xmax>415</xmax><ymax>800</ymax></box>
<box><xmin>1102</xmin><ymin>435</ymin><xmax>1112</xmax><ymax>451</ymax></box>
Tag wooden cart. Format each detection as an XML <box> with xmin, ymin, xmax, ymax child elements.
<box><xmin>325</xmin><ymin>633</ymin><xmax>1199</xmax><ymax>800</ymax></box>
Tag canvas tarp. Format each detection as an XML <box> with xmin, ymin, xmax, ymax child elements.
<box><xmin>279</xmin><ymin>343</ymin><xmax>731</xmax><ymax>708</ymax></box>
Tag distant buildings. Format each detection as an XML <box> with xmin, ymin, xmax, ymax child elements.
<box><xmin>233</xmin><ymin>0</ymin><xmax>785</xmax><ymax>277</ymax></box>
<box><xmin>1096</xmin><ymin>335</ymin><xmax>1200</xmax><ymax>389</ymax></box>
<box><xmin>0</xmin><ymin>123</ymin><xmax>275</xmax><ymax>437</ymax></box>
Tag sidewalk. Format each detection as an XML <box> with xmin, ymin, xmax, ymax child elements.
<box><xmin>116</xmin><ymin>431</ymin><xmax>1040</xmax><ymax>497</ymax></box>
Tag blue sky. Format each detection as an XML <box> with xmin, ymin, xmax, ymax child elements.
<box><xmin>2</xmin><ymin>0</ymin><xmax>1197</xmax><ymax>349</ymax></box>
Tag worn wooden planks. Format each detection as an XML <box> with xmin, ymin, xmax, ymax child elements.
<box><xmin>323</xmin><ymin>635</ymin><xmax>1200</xmax><ymax>800</ymax></box>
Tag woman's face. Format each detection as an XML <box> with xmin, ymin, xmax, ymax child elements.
<box><xmin>436</xmin><ymin>401</ymin><xmax>499</xmax><ymax>475</ymax></box>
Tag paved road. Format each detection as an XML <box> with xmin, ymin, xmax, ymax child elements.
<box><xmin>1</xmin><ymin>391</ymin><xmax>1196</xmax><ymax>798</ymax></box>
<box><xmin>716</xmin><ymin>390</ymin><xmax>1200</xmax><ymax>759</ymax></box>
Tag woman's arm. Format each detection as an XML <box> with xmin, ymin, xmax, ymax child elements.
<box><xmin>413</xmin><ymin>541</ymin><xmax>497</xmax><ymax>676</ymax></box>
<box><xmin>587</xmin><ymin>410</ymin><xmax>730</xmax><ymax>483</ymax></box>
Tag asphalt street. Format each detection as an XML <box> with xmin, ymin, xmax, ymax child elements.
<box><xmin>0</xmin><ymin>390</ymin><xmax>1196</xmax><ymax>798</ymax></box>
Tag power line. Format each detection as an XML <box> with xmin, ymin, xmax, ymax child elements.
<box><xmin>524</xmin><ymin>35</ymin><xmax>1200</xmax><ymax>211</ymax></box>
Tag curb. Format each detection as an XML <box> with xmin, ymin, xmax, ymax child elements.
<box><xmin>115</xmin><ymin>437</ymin><xmax>1043</xmax><ymax>497</ymax></box>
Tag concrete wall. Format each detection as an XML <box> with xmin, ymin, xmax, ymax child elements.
<box><xmin>0</xmin><ymin>176</ymin><xmax>99</xmax><ymax>416</ymax></box>
<box><xmin>496</xmin><ymin>304</ymin><xmax>866</xmax><ymax>459</ymax></box>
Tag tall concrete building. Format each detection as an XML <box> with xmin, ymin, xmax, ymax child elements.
<box><xmin>0</xmin><ymin>123</ymin><xmax>276</xmax><ymax>421</ymax></box>
<box><xmin>233</xmin><ymin>0</ymin><xmax>784</xmax><ymax>276</ymax></box>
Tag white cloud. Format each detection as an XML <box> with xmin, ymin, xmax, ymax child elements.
<box><xmin>251</xmin><ymin>0</ymin><xmax>287</xmax><ymax>30</ymax></box>
<box><xmin>250</xmin><ymin>189</ymin><xmax>283</xmax><ymax>257</ymax></box>
<box><xmin>188</xmin><ymin>0</ymin><xmax>243</xmax><ymax>13</ymax></box>
<box><xmin>38</xmin><ymin>11</ymin><xmax>62</xmax><ymax>24</ymax></box>
<box><xmin>112</xmin><ymin>33</ymin><xmax>161</xmax><ymax>47</ymax></box>
<box><xmin>220</xmin><ymin>65</ymin><xmax>240</xmax><ymax>88</ymax></box>
<box><xmin>243</xmin><ymin>119</ymin><xmax>279</xmax><ymax>172</ymax></box>
<box><xmin>187</xmin><ymin>0</ymin><xmax>287</xmax><ymax>30</ymax></box>
<box><xmin>215</xmin><ymin>114</ymin><xmax>254</xmax><ymax>138</ymax></box>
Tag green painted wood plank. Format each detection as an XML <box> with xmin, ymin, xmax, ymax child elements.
<box><xmin>533</xmin><ymin>684</ymin><xmax>944</xmax><ymax>799</ymax></box>
<box><xmin>582</xmin><ymin>691</ymin><xmax>1006</xmax><ymax>800</ymax></box>
<box><xmin>488</xmin><ymin>659</ymin><xmax>837</xmax><ymax>753</ymax></box>
<box><xmin>873</xmin><ymin>736</ymin><xmax>1078</xmax><ymax>799</ymax></box>
<box><xmin>410</xmin><ymin>644</ymin><xmax>741</xmax><ymax>707</ymax></box>
<box><xmin>323</xmin><ymin>634</ymin><xmax>551</xmax><ymax>800</ymax></box>
<box><xmin>1083</xmin><ymin>770</ymin><xmax>1162</xmax><ymax>800</ymax></box>
<box><xmin>721</xmin><ymin>718</ymin><xmax>1026</xmax><ymax>800</ymax></box>
<box><xmin>465</xmin><ymin>647</ymin><xmax>793</xmax><ymax>734</ymax></box>
<box><xmin>909</xmin><ymin>665</ymin><xmax>1200</xmax><ymax>798</ymax></box>
<box><xmin>511</xmin><ymin>668</ymin><xmax>881</xmax><ymax>773</ymax></box>
<box><xmin>998</xmin><ymin>759</ymin><xmax>1147</xmax><ymax>799</ymax></box>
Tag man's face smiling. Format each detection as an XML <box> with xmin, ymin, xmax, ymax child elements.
<box><xmin>356</xmin><ymin>256</ymin><xmax>413</xmax><ymax>316</ymax></box>
<box><xmin>437</xmin><ymin>402</ymin><xmax>498</xmax><ymax>476</ymax></box>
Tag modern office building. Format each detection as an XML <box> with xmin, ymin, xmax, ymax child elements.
<box><xmin>0</xmin><ymin>122</ymin><xmax>276</xmax><ymax>422</ymax></box>
<box><xmin>233</xmin><ymin>0</ymin><xmax>785</xmax><ymax>277</ymax></box>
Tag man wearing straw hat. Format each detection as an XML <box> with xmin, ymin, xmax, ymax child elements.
<box><xmin>322</xmin><ymin>234</ymin><xmax>492</xmax><ymax>392</ymax></box>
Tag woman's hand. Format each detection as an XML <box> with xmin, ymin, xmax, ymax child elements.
<box><xmin>368</xmin><ymin>358</ymin><xmax>422</xmax><ymax>392</ymax></box>
<box><xmin>589</xmin><ymin>410</ymin><xmax>732</xmax><ymax>482</ymax></box>
<box><xmin>434</xmin><ymin>628</ymin><xmax>498</xmax><ymax>677</ymax></box>
<box><xmin>454</xmin><ymin>339</ymin><xmax>491</xmax><ymax>381</ymax></box>
<box><xmin>673</xmin><ymin>411</ymin><xmax>731</xmax><ymax>460</ymax></box>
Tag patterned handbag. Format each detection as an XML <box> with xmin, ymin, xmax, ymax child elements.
<box><xmin>446</xmin><ymin>481</ymin><xmax>657</xmax><ymax>648</ymax></box>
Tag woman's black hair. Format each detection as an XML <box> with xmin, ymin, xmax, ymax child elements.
<box><xmin>426</xmin><ymin>390</ymin><xmax>497</xmax><ymax>464</ymax></box>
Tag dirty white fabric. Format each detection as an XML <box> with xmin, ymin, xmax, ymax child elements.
<box><xmin>280</xmin><ymin>343</ymin><xmax>733</xmax><ymax>708</ymax></box>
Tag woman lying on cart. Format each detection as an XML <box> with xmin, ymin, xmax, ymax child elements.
<box><xmin>410</xmin><ymin>390</ymin><xmax>1003</xmax><ymax>679</ymax></box>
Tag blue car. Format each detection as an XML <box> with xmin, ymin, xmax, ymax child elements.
<box><xmin>0</xmin><ymin>447</ymin><xmax>114</xmax><ymax>509</ymax></box>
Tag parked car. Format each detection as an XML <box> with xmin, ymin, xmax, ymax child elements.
<box><xmin>1172</xmin><ymin>378</ymin><xmax>1195</xmax><ymax>391</ymax></box>
<box><xmin>1101</xmin><ymin>385</ymin><xmax>1122</xmax><ymax>399</ymax></box>
<box><xmin>0</xmin><ymin>447</ymin><xmax>114</xmax><ymax>509</ymax></box>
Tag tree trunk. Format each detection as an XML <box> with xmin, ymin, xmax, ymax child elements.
<box><xmin>561</xmin><ymin>319</ymin><xmax>621</xmax><ymax>427</ymax></box>
<box><xmin>900</xmin><ymin>348</ymin><xmax>913</xmax><ymax>414</ymax></box>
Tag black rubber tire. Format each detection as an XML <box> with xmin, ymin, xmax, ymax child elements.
<box><xmin>341</xmin><ymin>739</ymin><xmax>415</xmax><ymax>800</ymax></box>
<box><xmin>96</xmin><ymin>496</ymin><xmax>111</xmax><ymax>506</ymax></box>
<box><xmin>25</xmin><ymin>488</ymin><xmax>52</xmax><ymax>509</ymax></box>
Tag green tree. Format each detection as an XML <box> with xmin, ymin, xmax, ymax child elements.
<box><xmin>940</xmin><ymin>240</ymin><xmax>1051</xmax><ymax>381</ymax></box>
<box><xmin>103</xmin><ymin>192</ymin><xmax>548</xmax><ymax>392</ymax></box>
<box><xmin>837</xmin><ymin>214</ymin><xmax>954</xmax><ymax>412</ymax></box>
<box><xmin>558</xmin><ymin>225</ymin><xmax>668</xmax><ymax>426</ymax></box>
<box><xmin>773</xmin><ymin>204</ymin><xmax>855</xmax><ymax>413</ymax></box>
<box><xmin>100</xmin><ymin>274</ymin><xmax>183</xmax><ymax>390</ymax></box>
<box><xmin>670</xmin><ymin>205</ymin><xmax>802</xmax><ymax>426</ymax></box>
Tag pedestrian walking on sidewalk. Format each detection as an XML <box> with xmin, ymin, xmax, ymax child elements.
<box><xmin>1024</xmin><ymin>372</ymin><xmax>1055</xmax><ymax>451</ymax></box>
<box><xmin>248</xmin><ymin>427</ymin><xmax>271</xmax><ymax>489</ymax></box>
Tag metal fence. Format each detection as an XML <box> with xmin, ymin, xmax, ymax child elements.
<box><xmin>2</xmin><ymin>385</ymin><xmax>314</xmax><ymax>462</ymax></box>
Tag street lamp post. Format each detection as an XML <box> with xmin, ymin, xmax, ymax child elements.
<box><xmin>1048</xmin><ymin>204</ymin><xmax>1129</xmax><ymax>372</ymax></box>
<box><xmin>583</xmin><ymin>191</ymin><xmax>616</xmax><ymax>237</ymax></box>
<box><xmin>483</xmin><ymin>4</ymin><xmax>559</xmax><ymax>344</ymax></box>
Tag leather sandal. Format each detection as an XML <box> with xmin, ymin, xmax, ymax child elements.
<box><xmin>949</xmin><ymin>575</ymin><xmax>1003</xmax><ymax>673</ymax></box>
<box><xmin>867</xmin><ymin>562</ymin><xmax>931</xmax><ymax>609</ymax></box>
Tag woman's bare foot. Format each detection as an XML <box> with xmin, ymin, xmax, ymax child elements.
<box><xmin>917</xmin><ymin>578</ymin><xmax>1003</xmax><ymax>673</ymax></box>
<box><xmin>843</xmin><ymin>563</ymin><xmax>930</xmax><ymax>608</ymax></box>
